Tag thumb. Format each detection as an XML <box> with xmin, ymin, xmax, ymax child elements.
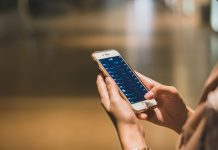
<box><xmin>145</xmin><ymin>84</ymin><xmax>173</xmax><ymax>100</ymax></box>
<box><xmin>144</xmin><ymin>84</ymin><xmax>162</xmax><ymax>100</ymax></box>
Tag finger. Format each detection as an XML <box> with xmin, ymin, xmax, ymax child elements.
<box><xmin>153</xmin><ymin>108</ymin><xmax>164</xmax><ymax>122</ymax></box>
<box><xmin>144</xmin><ymin>84</ymin><xmax>162</xmax><ymax>100</ymax></box>
<box><xmin>144</xmin><ymin>90</ymin><xmax>154</xmax><ymax>100</ymax></box>
<box><xmin>105</xmin><ymin>77</ymin><xmax>121</xmax><ymax>100</ymax></box>
<box><xmin>96</xmin><ymin>75</ymin><xmax>108</xmax><ymax>99</ymax></box>
<box><xmin>99</xmin><ymin>73</ymin><xmax>104</xmax><ymax>78</ymax></box>
<box><xmin>145</xmin><ymin>84</ymin><xmax>172</xmax><ymax>99</ymax></box>
<box><xmin>135</xmin><ymin>71</ymin><xmax>156</xmax><ymax>90</ymax></box>
<box><xmin>137</xmin><ymin>109</ymin><xmax>157</xmax><ymax>122</ymax></box>
<box><xmin>137</xmin><ymin>113</ymin><xmax>148</xmax><ymax>120</ymax></box>
<box><xmin>138</xmin><ymin>108</ymin><xmax>164</xmax><ymax>125</ymax></box>
<box><xmin>144</xmin><ymin>109</ymin><xmax>157</xmax><ymax>122</ymax></box>
<box><xmin>96</xmin><ymin>75</ymin><xmax>110</xmax><ymax>108</ymax></box>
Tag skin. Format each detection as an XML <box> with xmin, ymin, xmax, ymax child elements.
<box><xmin>96</xmin><ymin>72</ymin><xmax>194</xmax><ymax>149</ymax></box>
<box><xmin>96</xmin><ymin>74</ymin><xmax>146</xmax><ymax>149</ymax></box>
<box><xmin>136</xmin><ymin>72</ymin><xmax>194</xmax><ymax>133</ymax></box>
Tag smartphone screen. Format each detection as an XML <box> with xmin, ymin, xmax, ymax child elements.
<box><xmin>99</xmin><ymin>56</ymin><xmax>148</xmax><ymax>104</ymax></box>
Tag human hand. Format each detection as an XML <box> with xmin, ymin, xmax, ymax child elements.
<box><xmin>136</xmin><ymin>72</ymin><xmax>194</xmax><ymax>133</ymax></box>
<box><xmin>96</xmin><ymin>74</ymin><xmax>146</xmax><ymax>149</ymax></box>
<box><xmin>96</xmin><ymin>74</ymin><xmax>137</xmax><ymax>125</ymax></box>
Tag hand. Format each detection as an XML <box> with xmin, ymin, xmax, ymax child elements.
<box><xmin>96</xmin><ymin>74</ymin><xmax>146</xmax><ymax>150</ymax></box>
<box><xmin>136</xmin><ymin>72</ymin><xmax>194</xmax><ymax>133</ymax></box>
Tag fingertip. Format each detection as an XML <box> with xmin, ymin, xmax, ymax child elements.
<box><xmin>144</xmin><ymin>91</ymin><xmax>154</xmax><ymax>99</ymax></box>
<box><xmin>97</xmin><ymin>74</ymin><xmax>101</xmax><ymax>79</ymax></box>
<box><xmin>106</xmin><ymin>76</ymin><xmax>115</xmax><ymax>85</ymax></box>
<box><xmin>136</xmin><ymin>72</ymin><xmax>156</xmax><ymax>90</ymax></box>
<box><xmin>97</xmin><ymin>74</ymin><xmax>104</xmax><ymax>82</ymax></box>
<box><xmin>99</xmin><ymin>73</ymin><xmax>104</xmax><ymax>78</ymax></box>
<box><xmin>105</xmin><ymin>76</ymin><xmax>111</xmax><ymax>84</ymax></box>
<box><xmin>137</xmin><ymin>113</ymin><xmax>148</xmax><ymax>120</ymax></box>
<box><xmin>105</xmin><ymin>77</ymin><xmax>120</xmax><ymax>98</ymax></box>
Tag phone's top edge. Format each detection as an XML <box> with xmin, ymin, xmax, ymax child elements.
<box><xmin>92</xmin><ymin>49</ymin><xmax>118</xmax><ymax>53</ymax></box>
<box><xmin>91</xmin><ymin>49</ymin><xmax>120</xmax><ymax>59</ymax></box>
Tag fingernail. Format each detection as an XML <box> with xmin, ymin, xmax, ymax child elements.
<box><xmin>144</xmin><ymin>91</ymin><xmax>154</xmax><ymax>99</ymax></box>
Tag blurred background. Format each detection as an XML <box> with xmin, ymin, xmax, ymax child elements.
<box><xmin>0</xmin><ymin>0</ymin><xmax>218</xmax><ymax>149</ymax></box>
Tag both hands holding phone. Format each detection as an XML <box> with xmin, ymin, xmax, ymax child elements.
<box><xmin>96</xmin><ymin>73</ymin><xmax>194</xmax><ymax>150</ymax></box>
<box><xmin>93</xmin><ymin>50</ymin><xmax>194</xmax><ymax>150</ymax></box>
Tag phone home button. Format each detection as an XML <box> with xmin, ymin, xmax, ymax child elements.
<box><xmin>142</xmin><ymin>101</ymin><xmax>147</xmax><ymax>106</ymax></box>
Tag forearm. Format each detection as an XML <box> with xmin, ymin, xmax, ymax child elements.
<box><xmin>115</xmin><ymin>122</ymin><xmax>147</xmax><ymax>150</ymax></box>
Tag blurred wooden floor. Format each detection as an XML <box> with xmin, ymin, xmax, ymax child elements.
<box><xmin>0</xmin><ymin>97</ymin><xmax>178</xmax><ymax>150</ymax></box>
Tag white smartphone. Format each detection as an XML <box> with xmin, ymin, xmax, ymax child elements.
<box><xmin>92</xmin><ymin>49</ymin><xmax>157</xmax><ymax>113</ymax></box>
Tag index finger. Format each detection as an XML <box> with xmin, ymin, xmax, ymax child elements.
<box><xmin>96</xmin><ymin>75</ymin><xmax>110</xmax><ymax>105</ymax></box>
<box><xmin>135</xmin><ymin>71</ymin><xmax>158</xmax><ymax>90</ymax></box>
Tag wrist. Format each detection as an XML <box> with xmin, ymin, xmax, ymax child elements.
<box><xmin>116</xmin><ymin>122</ymin><xmax>146</xmax><ymax>150</ymax></box>
<box><xmin>172</xmin><ymin>106</ymin><xmax>195</xmax><ymax>134</ymax></box>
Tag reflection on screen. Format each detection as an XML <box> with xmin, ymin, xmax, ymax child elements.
<box><xmin>99</xmin><ymin>56</ymin><xmax>148</xmax><ymax>104</ymax></box>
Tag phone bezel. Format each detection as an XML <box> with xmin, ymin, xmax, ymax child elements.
<box><xmin>92</xmin><ymin>49</ymin><xmax>157</xmax><ymax>113</ymax></box>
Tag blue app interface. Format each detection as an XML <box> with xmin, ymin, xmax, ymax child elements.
<box><xmin>99</xmin><ymin>56</ymin><xmax>148</xmax><ymax>104</ymax></box>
